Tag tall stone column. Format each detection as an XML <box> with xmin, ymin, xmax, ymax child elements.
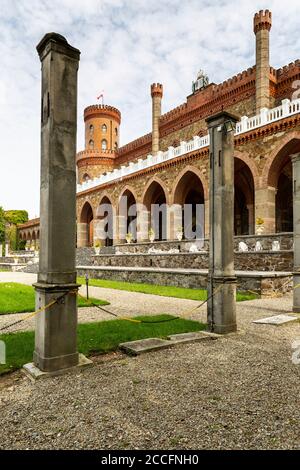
<box><xmin>151</xmin><ymin>83</ymin><xmax>163</xmax><ymax>155</ymax></box>
<box><xmin>292</xmin><ymin>153</ymin><xmax>300</xmax><ymax>312</ymax></box>
<box><xmin>254</xmin><ymin>10</ymin><xmax>272</xmax><ymax>113</ymax></box>
<box><xmin>206</xmin><ymin>112</ymin><xmax>238</xmax><ymax>334</ymax></box>
<box><xmin>24</xmin><ymin>33</ymin><xmax>91</xmax><ymax>377</ymax></box>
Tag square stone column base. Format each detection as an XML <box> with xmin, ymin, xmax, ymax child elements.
<box><xmin>22</xmin><ymin>353</ymin><xmax>93</xmax><ymax>381</ymax></box>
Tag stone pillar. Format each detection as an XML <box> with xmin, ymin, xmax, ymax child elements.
<box><xmin>77</xmin><ymin>222</ymin><xmax>88</xmax><ymax>247</ymax></box>
<box><xmin>292</xmin><ymin>153</ymin><xmax>300</xmax><ymax>312</ymax></box>
<box><xmin>247</xmin><ymin>203</ymin><xmax>255</xmax><ymax>234</ymax></box>
<box><xmin>206</xmin><ymin>112</ymin><xmax>238</xmax><ymax>334</ymax></box>
<box><xmin>255</xmin><ymin>186</ymin><xmax>276</xmax><ymax>233</ymax></box>
<box><xmin>24</xmin><ymin>33</ymin><xmax>91</xmax><ymax>377</ymax></box>
<box><xmin>204</xmin><ymin>199</ymin><xmax>210</xmax><ymax>239</ymax></box>
<box><xmin>5</xmin><ymin>243</ymin><xmax>9</xmax><ymax>257</ymax></box>
<box><xmin>0</xmin><ymin>243</ymin><xmax>2</xmax><ymax>257</ymax></box>
<box><xmin>151</xmin><ymin>83</ymin><xmax>163</xmax><ymax>155</ymax></box>
<box><xmin>254</xmin><ymin>10</ymin><xmax>272</xmax><ymax>113</ymax></box>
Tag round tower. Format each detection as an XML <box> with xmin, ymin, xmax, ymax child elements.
<box><xmin>76</xmin><ymin>104</ymin><xmax>121</xmax><ymax>184</ymax></box>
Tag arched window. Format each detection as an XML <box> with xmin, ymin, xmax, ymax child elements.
<box><xmin>89</xmin><ymin>139</ymin><xmax>94</xmax><ymax>149</ymax></box>
<box><xmin>83</xmin><ymin>173</ymin><xmax>90</xmax><ymax>182</ymax></box>
<box><xmin>101</xmin><ymin>139</ymin><xmax>107</xmax><ymax>150</ymax></box>
<box><xmin>102</xmin><ymin>124</ymin><xmax>107</xmax><ymax>133</ymax></box>
<box><xmin>89</xmin><ymin>124</ymin><xmax>94</xmax><ymax>134</ymax></box>
<box><xmin>114</xmin><ymin>142</ymin><xmax>118</xmax><ymax>150</ymax></box>
<box><xmin>115</xmin><ymin>127</ymin><xmax>118</xmax><ymax>136</ymax></box>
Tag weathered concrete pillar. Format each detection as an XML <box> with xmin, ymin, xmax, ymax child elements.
<box><xmin>254</xmin><ymin>10</ymin><xmax>272</xmax><ymax>113</ymax></box>
<box><xmin>151</xmin><ymin>83</ymin><xmax>163</xmax><ymax>155</ymax></box>
<box><xmin>255</xmin><ymin>186</ymin><xmax>276</xmax><ymax>233</ymax></box>
<box><xmin>24</xmin><ymin>33</ymin><xmax>91</xmax><ymax>378</ymax></box>
<box><xmin>206</xmin><ymin>112</ymin><xmax>238</xmax><ymax>334</ymax></box>
<box><xmin>292</xmin><ymin>153</ymin><xmax>300</xmax><ymax>312</ymax></box>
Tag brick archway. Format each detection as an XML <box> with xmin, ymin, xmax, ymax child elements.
<box><xmin>170</xmin><ymin>166</ymin><xmax>208</xmax><ymax>203</ymax></box>
<box><xmin>171</xmin><ymin>167</ymin><xmax>206</xmax><ymax>240</ymax></box>
<box><xmin>260</xmin><ymin>132</ymin><xmax>300</xmax><ymax>233</ymax></box>
<box><xmin>118</xmin><ymin>187</ymin><xmax>138</xmax><ymax>242</ymax></box>
<box><xmin>142</xmin><ymin>177</ymin><xmax>168</xmax><ymax>241</ymax></box>
<box><xmin>262</xmin><ymin>131</ymin><xmax>300</xmax><ymax>187</ymax></box>
<box><xmin>96</xmin><ymin>194</ymin><xmax>115</xmax><ymax>246</ymax></box>
<box><xmin>78</xmin><ymin>201</ymin><xmax>94</xmax><ymax>247</ymax></box>
<box><xmin>234</xmin><ymin>156</ymin><xmax>255</xmax><ymax>235</ymax></box>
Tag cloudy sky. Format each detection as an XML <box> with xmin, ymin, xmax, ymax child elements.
<box><xmin>0</xmin><ymin>0</ymin><xmax>299</xmax><ymax>218</ymax></box>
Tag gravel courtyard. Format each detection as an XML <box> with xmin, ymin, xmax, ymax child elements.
<box><xmin>0</xmin><ymin>272</ymin><xmax>299</xmax><ymax>450</ymax></box>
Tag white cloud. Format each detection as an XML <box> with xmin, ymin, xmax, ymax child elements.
<box><xmin>0</xmin><ymin>0</ymin><xmax>299</xmax><ymax>217</ymax></box>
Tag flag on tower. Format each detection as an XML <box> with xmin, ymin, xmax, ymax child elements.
<box><xmin>97</xmin><ymin>90</ymin><xmax>104</xmax><ymax>105</ymax></box>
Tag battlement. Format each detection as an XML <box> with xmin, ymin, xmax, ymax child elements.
<box><xmin>117</xmin><ymin>132</ymin><xmax>152</xmax><ymax>156</ymax></box>
<box><xmin>84</xmin><ymin>104</ymin><xmax>121</xmax><ymax>123</ymax></box>
<box><xmin>151</xmin><ymin>83</ymin><xmax>163</xmax><ymax>98</ymax></box>
<box><xmin>276</xmin><ymin>60</ymin><xmax>300</xmax><ymax>78</ymax></box>
<box><xmin>254</xmin><ymin>9</ymin><xmax>272</xmax><ymax>34</ymax></box>
<box><xmin>212</xmin><ymin>66</ymin><xmax>256</xmax><ymax>93</ymax></box>
<box><xmin>160</xmin><ymin>66</ymin><xmax>255</xmax><ymax>124</ymax></box>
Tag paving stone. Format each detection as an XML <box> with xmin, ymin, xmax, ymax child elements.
<box><xmin>119</xmin><ymin>338</ymin><xmax>174</xmax><ymax>355</ymax></box>
<box><xmin>253</xmin><ymin>314</ymin><xmax>299</xmax><ymax>325</ymax></box>
<box><xmin>167</xmin><ymin>331</ymin><xmax>219</xmax><ymax>343</ymax></box>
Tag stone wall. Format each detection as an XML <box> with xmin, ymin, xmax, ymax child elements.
<box><xmin>77</xmin><ymin>266</ymin><xmax>292</xmax><ymax>297</ymax></box>
<box><xmin>93</xmin><ymin>250</ymin><xmax>293</xmax><ymax>272</ymax></box>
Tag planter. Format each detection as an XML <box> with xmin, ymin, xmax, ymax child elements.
<box><xmin>176</xmin><ymin>232</ymin><xmax>183</xmax><ymax>241</ymax></box>
<box><xmin>94</xmin><ymin>247</ymin><xmax>100</xmax><ymax>255</ymax></box>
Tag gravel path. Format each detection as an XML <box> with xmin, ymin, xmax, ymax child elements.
<box><xmin>0</xmin><ymin>272</ymin><xmax>300</xmax><ymax>449</ymax></box>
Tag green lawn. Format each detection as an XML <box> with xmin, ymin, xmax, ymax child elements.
<box><xmin>77</xmin><ymin>277</ymin><xmax>258</xmax><ymax>302</ymax></box>
<box><xmin>0</xmin><ymin>282</ymin><xmax>109</xmax><ymax>315</ymax></box>
<box><xmin>0</xmin><ymin>315</ymin><xmax>205</xmax><ymax>375</ymax></box>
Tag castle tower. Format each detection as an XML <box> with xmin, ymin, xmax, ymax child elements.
<box><xmin>254</xmin><ymin>9</ymin><xmax>272</xmax><ymax>113</ymax></box>
<box><xmin>76</xmin><ymin>104</ymin><xmax>121</xmax><ymax>183</ymax></box>
<box><xmin>151</xmin><ymin>83</ymin><xmax>163</xmax><ymax>155</ymax></box>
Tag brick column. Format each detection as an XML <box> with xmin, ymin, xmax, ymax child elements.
<box><xmin>254</xmin><ymin>10</ymin><xmax>272</xmax><ymax>113</ymax></box>
<box><xmin>151</xmin><ymin>83</ymin><xmax>163</xmax><ymax>155</ymax></box>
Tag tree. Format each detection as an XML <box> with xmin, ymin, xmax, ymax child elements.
<box><xmin>0</xmin><ymin>206</ymin><xmax>5</xmax><ymax>244</ymax></box>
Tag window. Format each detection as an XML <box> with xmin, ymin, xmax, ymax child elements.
<box><xmin>101</xmin><ymin>139</ymin><xmax>107</xmax><ymax>150</ymax></box>
<box><xmin>83</xmin><ymin>173</ymin><xmax>90</xmax><ymax>182</ymax></box>
<box><xmin>89</xmin><ymin>139</ymin><xmax>94</xmax><ymax>149</ymax></box>
<box><xmin>114</xmin><ymin>142</ymin><xmax>118</xmax><ymax>150</ymax></box>
<box><xmin>89</xmin><ymin>124</ymin><xmax>94</xmax><ymax>134</ymax></box>
<box><xmin>115</xmin><ymin>127</ymin><xmax>118</xmax><ymax>136</ymax></box>
<box><xmin>102</xmin><ymin>124</ymin><xmax>107</xmax><ymax>133</ymax></box>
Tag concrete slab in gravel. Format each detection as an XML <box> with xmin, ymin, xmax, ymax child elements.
<box><xmin>119</xmin><ymin>338</ymin><xmax>173</xmax><ymax>355</ymax></box>
<box><xmin>120</xmin><ymin>332</ymin><xmax>220</xmax><ymax>356</ymax></box>
<box><xmin>167</xmin><ymin>331</ymin><xmax>220</xmax><ymax>343</ymax></box>
<box><xmin>253</xmin><ymin>314</ymin><xmax>299</xmax><ymax>325</ymax></box>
